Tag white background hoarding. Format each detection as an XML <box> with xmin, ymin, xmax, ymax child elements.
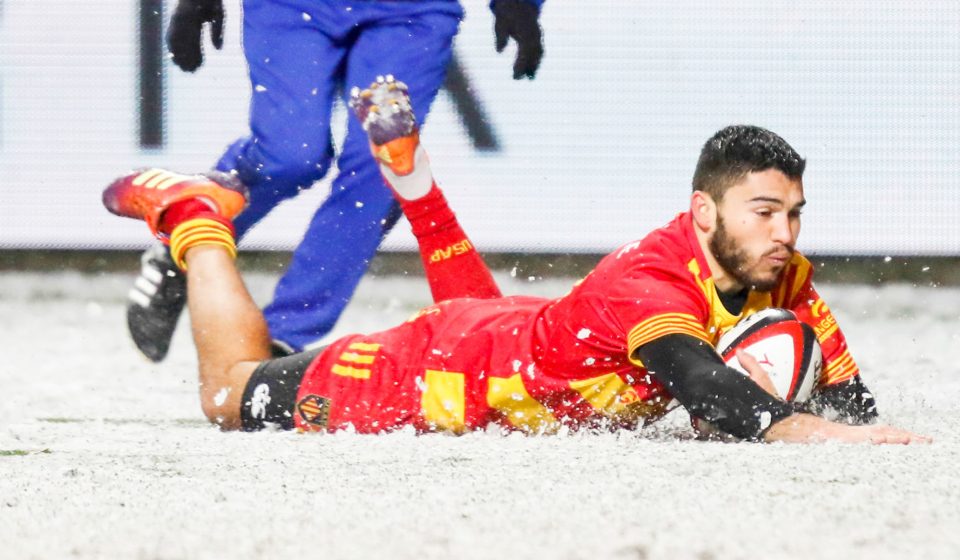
<box><xmin>1</xmin><ymin>1</ymin><xmax>958</xmax><ymax>255</ymax></box>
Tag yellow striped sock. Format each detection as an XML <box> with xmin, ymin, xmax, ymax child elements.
<box><xmin>169</xmin><ymin>217</ymin><xmax>237</xmax><ymax>270</ymax></box>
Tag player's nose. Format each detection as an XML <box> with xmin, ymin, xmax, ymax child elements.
<box><xmin>770</xmin><ymin>214</ymin><xmax>794</xmax><ymax>244</ymax></box>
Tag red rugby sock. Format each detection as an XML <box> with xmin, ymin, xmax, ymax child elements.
<box><xmin>400</xmin><ymin>184</ymin><xmax>502</xmax><ymax>302</ymax></box>
<box><xmin>157</xmin><ymin>199</ymin><xmax>237</xmax><ymax>270</ymax></box>
<box><xmin>158</xmin><ymin>199</ymin><xmax>215</xmax><ymax>236</ymax></box>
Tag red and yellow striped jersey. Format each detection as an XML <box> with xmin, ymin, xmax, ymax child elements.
<box><xmin>294</xmin><ymin>211</ymin><xmax>859</xmax><ymax>434</ymax></box>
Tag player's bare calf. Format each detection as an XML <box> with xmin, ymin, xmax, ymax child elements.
<box><xmin>103</xmin><ymin>168</ymin><xmax>269</xmax><ymax>429</ymax></box>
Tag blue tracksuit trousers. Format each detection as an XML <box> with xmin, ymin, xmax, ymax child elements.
<box><xmin>216</xmin><ymin>0</ymin><xmax>464</xmax><ymax>351</ymax></box>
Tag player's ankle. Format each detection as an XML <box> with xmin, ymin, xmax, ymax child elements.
<box><xmin>169</xmin><ymin>214</ymin><xmax>237</xmax><ymax>270</ymax></box>
<box><xmin>381</xmin><ymin>144</ymin><xmax>433</xmax><ymax>200</ymax></box>
<box><xmin>158</xmin><ymin>198</ymin><xmax>216</xmax><ymax>237</ymax></box>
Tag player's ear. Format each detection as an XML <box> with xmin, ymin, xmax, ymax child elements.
<box><xmin>691</xmin><ymin>190</ymin><xmax>717</xmax><ymax>232</ymax></box>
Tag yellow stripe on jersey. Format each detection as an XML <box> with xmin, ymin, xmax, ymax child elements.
<box><xmin>487</xmin><ymin>374</ymin><xmax>558</xmax><ymax>434</ymax></box>
<box><xmin>771</xmin><ymin>253</ymin><xmax>813</xmax><ymax>308</ymax></box>
<box><xmin>788</xmin><ymin>256</ymin><xmax>813</xmax><ymax>304</ymax></box>
<box><xmin>421</xmin><ymin>370</ymin><xmax>466</xmax><ymax>433</ymax></box>
<box><xmin>822</xmin><ymin>348</ymin><xmax>859</xmax><ymax>385</ymax></box>
<box><xmin>348</xmin><ymin>342</ymin><xmax>381</xmax><ymax>352</ymax></box>
<box><xmin>627</xmin><ymin>313</ymin><xmax>711</xmax><ymax>356</ymax></box>
<box><xmin>331</xmin><ymin>364</ymin><xmax>372</xmax><ymax>379</ymax></box>
<box><xmin>339</xmin><ymin>352</ymin><xmax>375</xmax><ymax>365</ymax></box>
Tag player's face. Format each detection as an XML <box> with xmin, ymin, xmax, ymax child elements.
<box><xmin>710</xmin><ymin>169</ymin><xmax>805</xmax><ymax>291</ymax></box>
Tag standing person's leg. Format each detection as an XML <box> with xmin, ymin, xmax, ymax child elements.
<box><xmin>259</xmin><ymin>0</ymin><xmax>470</xmax><ymax>348</ymax></box>
<box><xmin>221</xmin><ymin>0</ymin><xmax>347</xmax><ymax>233</ymax></box>
<box><xmin>127</xmin><ymin>0</ymin><xmax>348</xmax><ymax>361</ymax></box>
<box><xmin>255</xmin><ymin>160</ymin><xmax>402</xmax><ymax>351</ymax></box>
<box><xmin>217</xmin><ymin>0</ymin><xmax>350</xmax><ymax>353</ymax></box>
<box><xmin>343</xmin><ymin>2</ymin><xmax>500</xmax><ymax>303</ymax></box>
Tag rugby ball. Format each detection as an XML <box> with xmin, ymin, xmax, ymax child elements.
<box><xmin>692</xmin><ymin>309</ymin><xmax>822</xmax><ymax>438</ymax></box>
<box><xmin>716</xmin><ymin>308</ymin><xmax>822</xmax><ymax>402</ymax></box>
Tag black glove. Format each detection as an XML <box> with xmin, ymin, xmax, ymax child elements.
<box><xmin>493</xmin><ymin>0</ymin><xmax>543</xmax><ymax>80</ymax></box>
<box><xmin>167</xmin><ymin>0</ymin><xmax>225</xmax><ymax>72</ymax></box>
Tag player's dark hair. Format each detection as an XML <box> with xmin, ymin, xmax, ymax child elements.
<box><xmin>692</xmin><ymin>125</ymin><xmax>806</xmax><ymax>201</ymax></box>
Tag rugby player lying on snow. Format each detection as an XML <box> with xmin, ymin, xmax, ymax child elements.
<box><xmin>102</xmin><ymin>76</ymin><xmax>928</xmax><ymax>444</ymax></box>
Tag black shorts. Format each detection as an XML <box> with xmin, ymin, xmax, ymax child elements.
<box><xmin>239</xmin><ymin>347</ymin><xmax>324</xmax><ymax>431</ymax></box>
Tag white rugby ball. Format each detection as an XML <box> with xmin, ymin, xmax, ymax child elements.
<box><xmin>716</xmin><ymin>308</ymin><xmax>822</xmax><ymax>403</ymax></box>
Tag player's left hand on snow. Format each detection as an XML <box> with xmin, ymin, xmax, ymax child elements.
<box><xmin>763</xmin><ymin>414</ymin><xmax>932</xmax><ymax>445</ymax></box>
<box><xmin>167</xmin><ymin>0</ymin><xmax>225</xmax><ymax>73</ymax></box>
<box><xmin>493</xmin><ymin>0</ymin><xmax>544</xmax><ymax>80</ymax></box>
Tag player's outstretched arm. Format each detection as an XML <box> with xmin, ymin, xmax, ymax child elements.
<box><xmin>737</xmin><ymin>351</ymin><xmax>931</xmax><ymax>444</ymax></box>
<box><xmin>761</xmin><ymin>414</ymin><xmax>930</xmax><ymax>444</ymax></box>
<box><xmin>638</xmin><ymin>336</ymin><xmax>930</xmax><ymax>444</ymax></box>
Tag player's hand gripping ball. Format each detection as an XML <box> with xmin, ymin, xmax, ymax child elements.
<box><xmin>693</xmin><ymin>308</ymin><xmax>823</xmax><ymax>438</ymax></box>
<box><xmin>718</xmin><ymin>308</ymin><xmax>822</xmax><ymax>401</ymax></box>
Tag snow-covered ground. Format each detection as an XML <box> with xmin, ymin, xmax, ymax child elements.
<box><xmin>1</xmin><ymin>270</ymin><xmax>958</xmax><ymax>560</ymax></box>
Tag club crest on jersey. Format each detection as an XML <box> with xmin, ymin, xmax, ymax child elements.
<box><xmin>297</xmin><ymin>394</ymin><xmax>331</xmax><ymax>429</ymax></box>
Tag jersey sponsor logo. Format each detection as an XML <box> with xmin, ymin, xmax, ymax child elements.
<box><xmin>813</xmin><ymin>312</ymin><xmax>838</xmax><ymax>340</ymax></box>
<box><xmin>568</xmin><ymin>373</ymin><xmax>663</xmax><ymax>423</ymax></box>
<box><xmin>250</xmin><ymin>383</ymin><xmax>271</xmax><ymax>420</ymax></box>
<box><xmin>297</xmin><ymin>394</ymin><xmax>331</xmax><ymax>428</ymax></box>
<box><xmin>617</xmin><ymin>387</ymin><xmax>640</xmax><ymax>405</ymax></box>
<box><xmin>428</xmin><ymin>239</ymin><xmax>473</xmax><ymax>262</ymax></box>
